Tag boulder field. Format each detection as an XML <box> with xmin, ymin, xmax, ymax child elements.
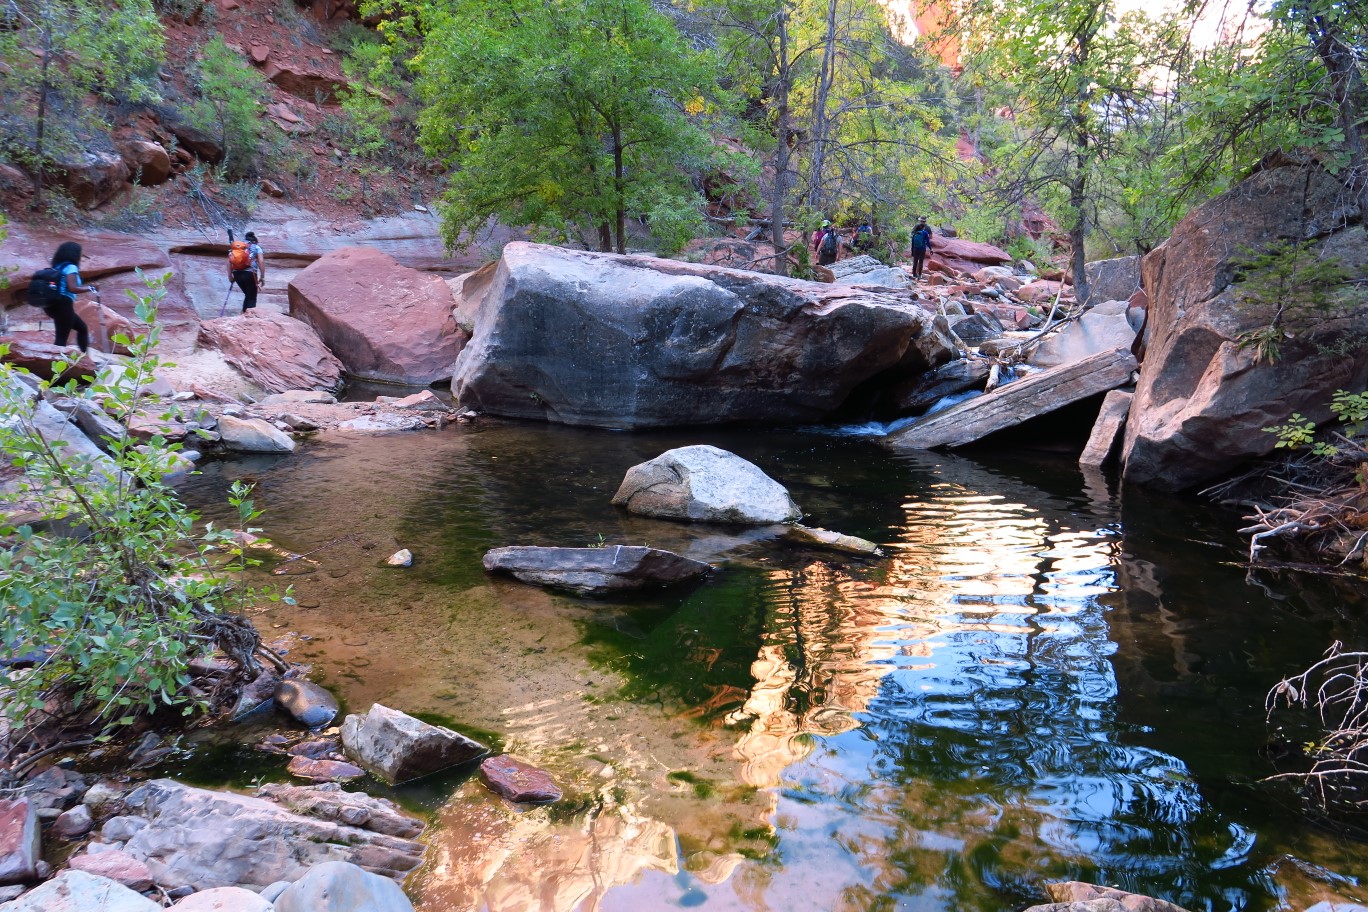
<box><xmin>451</xmin><ymin>242</ymin><xmax>957</xmax><ymax>429</ymax></box>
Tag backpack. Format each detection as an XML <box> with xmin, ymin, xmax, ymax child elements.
<box><xmin>910</xmin><ymin>228</ymin><xmax>931</xmax><ymax>253</ymax></box>
<box><xmin>228</xmin><ymin>241</ymin><xmax>252</xmax><ymax>271</ymax></box>
<box><xmin>819</xmin><ymin>229</ymin><xmax>838</xmax><ymax>256</ymax></box>
<box><xmin>27</xmin><ymin>265</ymin><xmax>68</xmax><ymax>310</ymax></box>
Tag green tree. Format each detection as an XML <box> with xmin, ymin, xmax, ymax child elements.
<box><xmin>959</xmin><ymin>0</ymin><xmax>1184</xmax><ymax>299</ymax></box>
<box><xmin>382</xmin><ymin>0</ymin><xmax>715</xmax><ymax>254</ymax></box>
<box><xmin>186</xmin><ymin>36</ymin><xmax>269</xmax><ymax>180</ymax></box>
<box><xmin>0</xmin><ymin>0</ymin><xmax>164</xmax><ymax>209</ymax></box>
<box><xmin>337</xmin><ymin>37</ymin><xmax>398</xmax><ymax>207</ymax></box>
<box><xmin>1171</xmin><ymin>0</ymin><xmax>1366</xmax><ymax>207</ymax></box>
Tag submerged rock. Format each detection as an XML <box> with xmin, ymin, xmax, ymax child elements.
<box><xmin>483</xmin><ymin>545</ymin><xmax>712</xmax><ymax>597</ymax></box>
<box><xmin>274</xmin><ymin>680</ymin><xmax>339</xmax><ymax>729</ymax></box>
<box><xmin>340</xmin><ymin>704</ymin><xmax>488</xmax><ymax>784</ymax></box>
<box><xmin>1027</xmin><ymin>881</ymin><xmax>1191</xmax><ymax>912</ymax></box>
<box><xmin>480</xmin><ymin>756</ymin><xmax>562</xmax><ymax>804</ymax></box>
<box><xmin>783</xmin><ymin>525</ymin><xmax>882</xmax><ymax>556</ymax></box>
<box><xmin>612</xmin><ymin>445</ymin><xmax>800</xmax><ymax>525</ymax></box>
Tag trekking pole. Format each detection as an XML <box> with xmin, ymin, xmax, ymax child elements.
<box><xmin>218</xmin><ymin>281</ymin><xmax>234</xmax><ymax>318</ymax></box>
<box><xmin>93</xmin><ymin>288</ymin><xmax>106</xmax><ymax>353</ymax></box>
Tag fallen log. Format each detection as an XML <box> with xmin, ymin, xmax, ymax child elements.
<box><xmin>883</xmin><ymin>347</ymin><xmax>1137</xmax><ymax>451</ymax></box>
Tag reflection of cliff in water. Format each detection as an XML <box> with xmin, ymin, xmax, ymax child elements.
<box><xmin>179</xmin><ymin>429</ymin><xmax>1368</xmax><ymax>912</ymax></box>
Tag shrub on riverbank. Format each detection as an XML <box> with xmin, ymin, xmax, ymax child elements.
<box><xmin>0</xmin><ymin>275</ymin><xmax>287</xmax><ymax>781</ymax></box>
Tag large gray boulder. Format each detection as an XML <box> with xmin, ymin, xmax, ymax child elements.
<box><xmin>611</xmin><ymin>445</ymin><xmax>801</xmax><ymax>524</ymax></box>
<box><xmin>340</xmin><ymin>704</ymin><xmax>488</xmax><ymax>784</ymax></box>
<box><xmin>451</xmin><ymin>242</ymin><xmax>954</xmax><ymax>429</ymax></box>
<box><xmin>1024</xmin><ymin>881</ymin><xmax>1191</xmax><ymax>912</ymax></box>
<box><xmin>1029</xmin><ymin>301</ymin><xmax>1136</xmax><ymax>368</ymax></box>
<box><xmin>1122</xmin><ymin>160</ymin><xmax>1368</xmax><ymax>490</ymax></box>
<box><xmin>483</xmin><ymin>545</ymin><xmax>711</xmax><ymax>596</ymax></box>
<box><xmin>215</xmin><ymin>416</ymin><xmax>295</xmax><ymax>454</ymax></box>
<box><xmin>272</xmin><ymin>861</ymin><xmax>414</xmax><ymax>912</ymax></box>
<box><xmin>1082</xmin><ymin>255</ymin><xmax>1142</xmax><ymax>305</ymax></box>
<box><xmin>99</xmin><ymin>779</ymin><xmax>425</xmax><ymax>891</ymax></box>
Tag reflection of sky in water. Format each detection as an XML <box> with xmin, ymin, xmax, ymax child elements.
<box><xmin>612</xmin><ymin>480</ymin><xmax>1258</xmax><ymax>912</ymax></box>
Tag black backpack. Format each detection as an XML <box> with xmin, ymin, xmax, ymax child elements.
<box><xmin>819</xmin><ymin>230</ymin><xmax>838</xmax><ymax>256</ymax></box>
<box><xmin>27</xmin><ymin>265</ymin><xmax>68</xmax><ymax>310</ymax></box>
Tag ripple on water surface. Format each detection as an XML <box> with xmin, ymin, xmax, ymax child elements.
<box><xmin>180</xmin><ymin>426</ymin><xmax>1368</xmax><ymax>912</ymax></box>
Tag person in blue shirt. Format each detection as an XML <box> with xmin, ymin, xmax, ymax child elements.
<box><xmin>48</xmin><ymin>241</ymin><xmax>97</xmax><ymax>352</ymax></box>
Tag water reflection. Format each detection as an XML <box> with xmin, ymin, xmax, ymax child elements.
<box><xmin>179</xmin><ymin>427</ymin><xmax>1368</xmax><ymax>912</ymax></box>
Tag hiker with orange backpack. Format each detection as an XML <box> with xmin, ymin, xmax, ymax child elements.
<box><xmin>226</xmin><ymin>230</ymin><xmax>266</xmax><ymax>313</ymax></box>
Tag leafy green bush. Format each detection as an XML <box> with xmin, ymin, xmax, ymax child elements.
<box><xmin>0</xmin><ymin>275</ymin><xmax>285</xmax><ymax>769</ymax></box>
<box><xmin>186</xmin><ymin>36</ymin><xmax>269</xmax><ymax>180</ymax></box>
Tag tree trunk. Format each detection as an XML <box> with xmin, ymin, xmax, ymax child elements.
<box><xmin>768</xmin><ymin>2</ymin><xmax>795</xmax><ymax>277</ymax></box>
<box><xmin>805</xmin><ymin>0</ymin><xmax>840</xmax><ymax>212</ymax></box>
<box><xmin>31</xmin><ymin>33</ymin><xmax>52</xmax><ymax>210</ymax></box>
<box><xmin>1307</xmin><ymin>12</ymin><xmax>1367</xmax><ymax>205</ymax></box>
<box><xmin>612</xmin><ymin>122</ymin><xmax>626</xmax><ymax>254</ymax></box>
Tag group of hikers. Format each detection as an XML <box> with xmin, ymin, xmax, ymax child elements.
<box><xmin>810</xmin><ymin>218</ymin><xmax>934</xmax><ymax>279</ymax></box>
<box><xmin>28</xmin><ymin>232</ymin><xmax>266</xmax><ymax>353</ymax></box>
<box><xmin>28</xmin><ymin>218</ymin><xmax>930</xmax><ymax>355</ymax></box>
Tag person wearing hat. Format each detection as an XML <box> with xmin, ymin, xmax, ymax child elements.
<box><xmin>226</xmin><ymin>231</ymin><xmax>267</xmax><ymax>313</ymax></box>
<box><xmin>812</xmin><ymin>219</ymin><xmax>838</xmax><ymax>266</ymax></box>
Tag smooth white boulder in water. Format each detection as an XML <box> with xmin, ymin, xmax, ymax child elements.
<box><xmin>612</xmin><ymin>445</ymin><xmax>801</xmax><ymax>524</ymax></box>
<box><xmin>272</xmin><ymin>861</ymin><xmax>414</xmax><ymax>912</ymax></box>
<box><xmin>215</xmin><ymin>416</ymin><xmax>295</xmax><ymax>454</ymax></box>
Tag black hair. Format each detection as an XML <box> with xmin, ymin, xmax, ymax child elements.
<box><xmin>52</xmin><ymin>241</ymin><xmax>82</xmax><ymax>267</ymax></box>
<box><xmin>244</xmin><ymin>231</ymin><xmax>258</xmax><ymax>243</ymax></box>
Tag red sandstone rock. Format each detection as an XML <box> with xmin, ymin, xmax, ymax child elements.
<box><xmin>262</xmin><ymin>62</ymin><xmax>346</xmax><ymax>103</ymax></box>
<box><xmin>196</xmin><ymin>310</ymin><xmax>344</xmax><ymax>394</ymax></box>
<box><xmin>924</xmin><ymin>237</ymin><xmax>1012</xmax><ymax>277</ymax></box>
<box><xmin>287</xmin><ymin>757</ymin><xmax>367</xmax><ymax>782</ymax></box>
<box><xmin>115</xmin><ymin>140</ymin><xmax>172</xmax><ymax>186</ymax></box>
<box><xmin>0</xmin><ymin>799</ymin><xmax>39</xmax><ymax>885</ymax></box>
<box><xmin>479</xmin><ymin>755</ymin><xmax>562</xmax><ymax>804</ymax></box>
<box><xmin>69</xmin><ymin>848</ymin><xmax>154</xmax><ymax>891</ymax></box>
<box><xmin>52</xmin><ymin>152</ymin><xmax>130</xmax><ymax>209</ymax></box>
<box><xmin>0</xmin><ymin>337</ymin><xmax>101</xmax><ymax>381</ymax></box>
<box><xmin>288</xmin><ymin>246</ymin><xmax>467</xmax><ymax>386</ymax></box>
<box><xmin>1016</xmin><ymin>279</ymin><xmax>1070</xmax><ymax>304</ymax></box>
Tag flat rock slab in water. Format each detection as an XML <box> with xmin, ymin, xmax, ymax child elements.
<box><xmin>479</xmin><ymin>756</ymin><xmax>563</xmax><ymax>804</ymax></box>
<box><xmin>482</xmin><ymin>545</ymin><xmax>712</xmax><ymax>597</ymax></box>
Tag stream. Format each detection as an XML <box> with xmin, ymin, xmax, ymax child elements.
<box><xmin>176</xmin><ymin>420</ymin><xmax>1368</xmax><ymax>912</ymax></box>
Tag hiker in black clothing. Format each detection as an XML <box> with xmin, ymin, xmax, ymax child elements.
<box><xmin>228</xmin><ymin>231</ymin><xmax>266</xmax><ymax>312</ymax></box>
<box><xmin>47</xmin><ymin>241</ymin><xmax>96</xmax><ymax>352</ymax></box>
<box><xmin>814</xmin><ymin>222</ymin><xmax>839</xmax><ymax>267</ymax></box>
<box><xmin>909</xmin><ymin>219</ymin><xmax>933</xmax><ymax>279</ymax></box>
